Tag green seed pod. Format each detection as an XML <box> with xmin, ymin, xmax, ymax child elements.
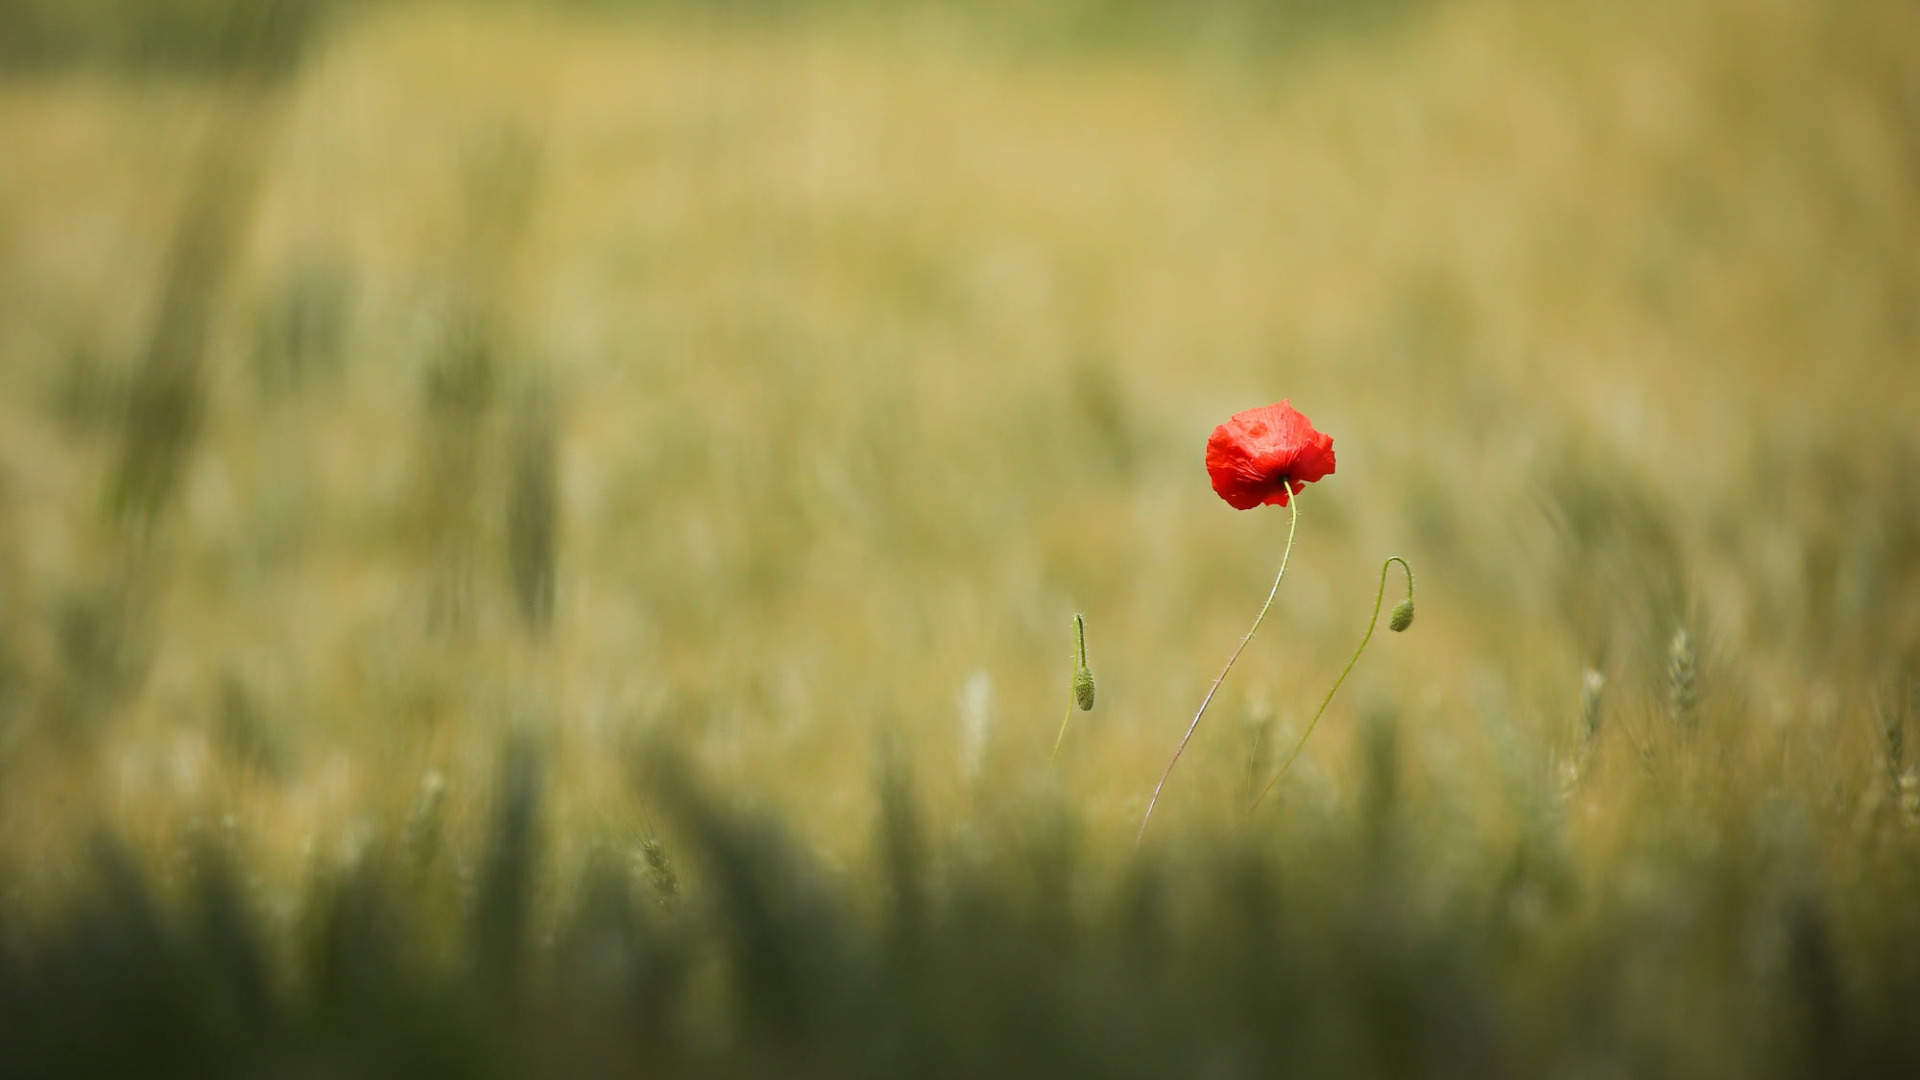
<box><xmin>1389</xmin><ymin>598</ymin><xmax>1414</xmax><ymax>633</ymax></box>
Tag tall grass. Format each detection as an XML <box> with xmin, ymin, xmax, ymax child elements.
<box><xmin>0</xmin><ymin>0</ymin><xmax>1918</xmax><ymax>1072</ymax></box>
<box><xmin>1</xmin><ymin>743</ymin><xmax>1917</xmax><ymax>1078</ymax></box>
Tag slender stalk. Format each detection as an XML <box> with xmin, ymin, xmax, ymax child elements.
<box><xmin>1137</xmin><ymin>489</ymin><xmax>1300</xmax><ymax>846</ymax></box>
<box><xmin>1248</xmin><ymin>556</ymin><xmax>1413</xmax><ymax>814</ymax></box>
<box><xmin>1051</xmin><ymin>696</ymin><xmax>1075</xmax><ymax>766</ymax></box>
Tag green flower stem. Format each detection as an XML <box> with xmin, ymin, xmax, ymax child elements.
<box><xmin>1137</xmin><ymin>489</ymin><xmax>1301</xmax><ymax>846</ymax></box>
<box><xmin>1051</xmin><ymin>695</ymin><xmax>1074</xmax><ymax>766</ymax></box>
<box><xmin>1248</xmin><ymin>556</ymin><xmax>1413</xmax><ymax>815</ymax></box>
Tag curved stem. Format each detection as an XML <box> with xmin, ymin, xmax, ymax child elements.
<box><xmin>1051</xmin><ymin>695</ymin><xmax>1074</xmax><ymax>766</ymax></box>
<box><xmin>1248</xmin><ymin>556</ymin><xmax>1413</xmax><ymax>815</ymax></box>
<box><xmin>1137</xmin><ymin>489</ymin><xmax>1301</xmax><ymax>847</ymax></box>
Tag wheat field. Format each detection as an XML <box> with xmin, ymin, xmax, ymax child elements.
<box><xmin>1</xmin><ymin>0</ymin><xmax>1918</xmax><ymax>1074</ymax></box>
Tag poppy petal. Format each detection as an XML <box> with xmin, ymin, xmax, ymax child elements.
<box><xmin>1205</xmin><ymin>400</ymin><xmax>1335</xmax><ymax>511</ymax></box>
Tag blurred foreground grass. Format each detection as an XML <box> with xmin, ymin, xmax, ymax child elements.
<box><xmin>1</xmin><ymin>0</ymin><xmax>1919</xmax><ymax>1074</ymax></box>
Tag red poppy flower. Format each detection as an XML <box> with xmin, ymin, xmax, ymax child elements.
<box><xmin>1205</xmin><ymin>400</ymin><xmax>1336</xmax><ymax>510</ymax></box>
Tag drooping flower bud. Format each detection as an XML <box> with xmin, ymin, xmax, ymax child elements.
<box><xmin>1073</xmin><ymin>665</ymin><xmax>1096</xmax><ymax>711</ymax></box>
<box><xmin>1389</xmin><ymin>598</ymin><xmax>1414</xmax><ymax>633</ymax></box>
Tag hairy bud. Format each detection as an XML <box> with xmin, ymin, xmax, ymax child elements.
<box><xmin>1073</xmin><ymin>666</ymin><xmax>1096</xmax><ymax>711</ymax></box>
<box><xmin>1389</xmin><ymin>598</ymin><xmax>1414</xmax><ymax>633</ymax></box>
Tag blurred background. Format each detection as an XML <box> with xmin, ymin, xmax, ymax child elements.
<box><xmin>1</xmin><ymin>0</ymin><xmax>1917</xmax><ymax>875</ymax></box>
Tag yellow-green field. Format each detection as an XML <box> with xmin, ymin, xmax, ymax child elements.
<box><xmin>1</xmin><ymin>0</ymin><xmax>1918</xmax><ymax>1073</ymax></box>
